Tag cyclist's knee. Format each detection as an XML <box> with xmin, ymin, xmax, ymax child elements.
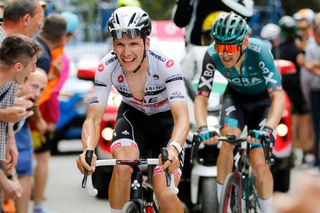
<box><xmin>111</xmin><ymin>140</ymin><xmax>139</xmax><ymax>159</ymax></box>
<box><xmin>113</xmin><ymin>165</ymin><xmax>132</xmax><ymax>181</ymax></box>
<box><xmin>155</xmin><ymin>188</ymin><xmax>177</xmax><ymax>206</ymax></box>
<box><xmin>220</xmin><ymin>142</ymin><xmax>234</xmax><ymax>154</ymax></box>
<box><xmin>251</xmin><ymin>161</ymin><xmax>270</xmax><ymax>180</ymax></box>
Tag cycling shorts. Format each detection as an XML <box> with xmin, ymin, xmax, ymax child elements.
<box><xmin>219</xmin><ymin>87</ymin><xmax>271</xmax><ymax>131</ymax></box>
<box><xmin>111</xmin><ymin>102</ymin><xmax>174</xmax><ymax>158</ymax></box>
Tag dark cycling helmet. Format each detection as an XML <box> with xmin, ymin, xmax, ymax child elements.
<box><xmin>278</xmin><ymin>16</ymin><xmax>297</xmax><ymax>37</ymax></box>
<box><xmin>211</xmin><ymin>12</ymin><xmax>249</xmax><ymax>45</ymax></box>
<box><xmin>107</xmin><ymin>6</ymin><xmax>151</xmax><ymax>39</ymax></box>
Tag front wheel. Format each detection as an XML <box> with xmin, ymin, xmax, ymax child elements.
<box><xmin>218</xmin><ymin>172</ymin><xmax>242</xmax><ymax>213</ymax></box>
<box><xmin>201</xmin><ymin>177</ymin><xmax>218</xmax><ymax>213</ymax></box>
<box><xmin>122</xmin><ymin>201</ymin><xmax>140</xmax><ymax>213</ymax></box>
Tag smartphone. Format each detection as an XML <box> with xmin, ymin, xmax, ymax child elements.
<box><xmin>26</xmin><ymin>105</ymin><xmax>37</xmax><ymax>111</ymax></box>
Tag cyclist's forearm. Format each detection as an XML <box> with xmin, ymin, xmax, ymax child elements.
<box><xmin>266</xmin><ymin>91</ymin><xmax>285</xmax><ymax>129</ymax></box>
<box><xmin>81</xmin><ymin>118</ymin><xmax>100</xmax><ymax>151</ymax></box>
<box><xmin>194</xmin><ymin>95</ymin><xmax>208</xmax><ymax>127</ymax></box>
<box><xmin>170</xmin><ymin>102</ymin><xmax>189</xmax><ymax>147</ymax></box>
<box><xmin>81</xmin><ymin>105</ymin><xmax>104</xmax><ymax>151</ymax></box>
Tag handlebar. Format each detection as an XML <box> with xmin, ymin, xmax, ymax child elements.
<box><xmin>219</xmin><ymin>134</ymin><xmax>274</xmax><ymax>164</ymax></box>
<box><xmin>82</xmin><ymin>149</ymin><xmax>179</xmax><ymax>196</ymax></box>
<box><xmin>189</xmin><ymin>131</ymin><xmax>218</xmax><ymax>163</ymax></box>
<box><xmin>218</xmin><ymin>135</ymin><xmax>247</xmax><ymax>146</ymax></box>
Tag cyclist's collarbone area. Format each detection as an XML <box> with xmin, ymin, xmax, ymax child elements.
<box><xmin>126</xmin><ymin>74</ymin><xmax>146</xmax><ymax>100</ymax></box>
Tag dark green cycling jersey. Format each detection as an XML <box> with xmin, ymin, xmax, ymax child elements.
<box><xmin>197</xmin><ymin>38</ymin><xmax>283</xmax><ymax>97</ymax></box>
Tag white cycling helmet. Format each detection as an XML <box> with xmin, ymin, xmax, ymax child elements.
<box><xmin>220</xmin><ymin>0</ymin><xmax>254</xmax><ymax>17</ymax></box>
<box><xmin>260</xmin><ymin>23</ymin><xmax>280</xmax><ymax>40</ymax></box>
<box><xmin>107</xmin><ymin>6</ymin><xmax>151</xmax><ymax>39</ymax></box>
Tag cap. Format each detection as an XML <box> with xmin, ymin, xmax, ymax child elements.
<box><xmin>293</xmin><ymin>8</ymin><xmax>315</xmax><ymax>24</ymax></box>
<box><xmin>60</xmin><ymin>12</ymin><xmax>80</xmax><ymax>34</ymax></box>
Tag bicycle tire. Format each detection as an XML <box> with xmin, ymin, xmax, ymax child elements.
<box><xmin>218</xmin><ymin>172</ymin><xmax>242</xmax><ymax>213</ymax></box>
<box><xmin>122</xmin><ymin>201</ymin><xmax>140</xmax><ymax>213</ymax></box>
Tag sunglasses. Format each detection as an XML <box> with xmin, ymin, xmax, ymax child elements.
<box><xmin>110</xmin><ymin>27</ymin><xmax>142</xmax><ymax>39</ymax></box>
<box><xmin>215</xmin><ymin>44</ymin><xmax>240</xmax><ymax>55</ymax></box>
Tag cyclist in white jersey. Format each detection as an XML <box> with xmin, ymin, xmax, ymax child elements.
<box><xmin>76</xmin><ymin>6</ymin><xmax>189</xmax><ymax>213</ymax></box>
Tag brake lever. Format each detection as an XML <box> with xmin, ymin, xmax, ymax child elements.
<box><xmin>81</xmin><ymin>150</ymin><xmax>93</xmax><ymax>188</ymax></box>
<box><xmin>161</xmin><ymin>147</ymin><xmax>179</xmax><ymax>194</ymax></box>
<box><xmin>190</xmin><ymin>134</ymin><xmax>201</xmax><ymax>163</ymax></box>
<box><xmin>161</xmin><ymin>148</ymin><xmax>171</xmax><ymax>187</ymax></box>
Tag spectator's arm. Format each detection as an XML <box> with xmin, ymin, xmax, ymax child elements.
<box><xmin>6</xmin><ymin>123</ymin><xmax>18</xmax><ymax>170</ymax></box>
<box><xmin>32</xmin><ymin>106</ymin><xmax>47</xmax><ymax>134</ymax></box>
<box><xmin>172</xmin><ymin>0</ymin><xmax>193</xmax><ymax>28</ymax></box>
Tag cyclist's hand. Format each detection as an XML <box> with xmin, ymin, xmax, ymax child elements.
<box><xmin>197</xmin><ymin>125</ymin><xmax>218</xmax><ymax>144</ymax></box>
<box><xmin>76</xmin><ymin>150</ymin><xmax>97</xmax><ymax>175</ymax></box>
<box><xmin>159</xmin><ymin>146</ymin><xmax>179</xmax><ymax>174</ymax></box>
<box><xmin>247</xmin><ymin>126</ymin><xmax>274</xmax><ymax>144</ymax></box>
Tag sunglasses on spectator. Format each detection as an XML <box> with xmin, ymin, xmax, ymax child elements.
<box><xmin>215</xmin><ymin>44</ymin><xmax>240</xmax><ymax>55</ymax></box>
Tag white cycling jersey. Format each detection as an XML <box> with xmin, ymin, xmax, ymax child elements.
<box><xmin>89</xmin><ymin>49</ymin><xmax>187</xmax><ymax>115</ymax></box>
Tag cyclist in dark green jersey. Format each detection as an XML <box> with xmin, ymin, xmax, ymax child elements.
<box><xmin>194</xmin><ymin>12</ymin><xmax>285</xmax><ymax>213</ymax></box>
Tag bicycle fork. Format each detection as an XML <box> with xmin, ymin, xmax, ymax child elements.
<box><xmin>130</xmin><ymin>166</ymin><xmax>144</xmax><ymax>213</ymax></box>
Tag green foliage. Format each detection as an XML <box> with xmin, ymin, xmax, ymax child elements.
<box><xmin>140</xmin><ymin>0</ymin><xmax>176</xmax><ymax>20</ymax></box>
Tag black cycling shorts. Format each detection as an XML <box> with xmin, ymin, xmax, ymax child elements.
<box><xmin>111</xmin><ymin>102</ymin><xmax>174</xmax><ymax>158</ymax></box>
<box><xmin>220</xmin><ymin>87</ymin><xmax>271</xmax><ymax>131</ymax></box>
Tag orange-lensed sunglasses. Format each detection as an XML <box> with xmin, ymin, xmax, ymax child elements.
<box><xmin>215</xmin><ymin>44</ymin><xmax>240</xmax><ymax>55</ymax></box>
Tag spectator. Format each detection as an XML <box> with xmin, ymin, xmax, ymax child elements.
<box><xmin>273</xmin><ymin>171</ymin><xmax>320</xmax><ymax>213</ymax></box>
<box><xmin>43</xmin><ymin>11</ymin><xmax>79</xmax><ymax>154</ymax></box>
<box><xmin>0</xmin><ymin>0</ymin><xmax>44</xmax><ymax>211</ymax></box>
<box><xmin>278</xmin><ymin>15</ymin><xmax>314</xmax><ymax>166</ymax></box>
<box><xmin>301</xmin><ymin>12</ymin><xmax>320</xmax><ymax>168</ymax></box>
<box><xmin>30</xmin><ymin>13</ymin><xmax>66</xmax><ymax>213</ymax></box>
<box><xmin>172</xmin><ymin>0</ymin><xmax>254</xmax><ymax>47</ymax></box>
<box><xmin>0</xmin><ymin>34</ymin><xmax>43</xmax><ymax>210</ymax></box>
<box><xmin>260</xmin><ymin>23</ymin><xmax>281</xmax><ymax>58</ymax></box>
<box><xmin>172</xmin><ymin>0</ymin><xmax>253</xmax><ymax>81</ymax></box>
<box><xmin>14</xmin><ymin>68</ymin><xmax>48</xmax><ymax>213</ymax></box>
<box><xmin>1</xmin><ymin>0</ymin><xmax>44</xmax><ymax>38</ymax></box>
<box><xmin>294</xmin><ymin>8</ymin><xmax>315</xmax><ymax>96</ymax></box>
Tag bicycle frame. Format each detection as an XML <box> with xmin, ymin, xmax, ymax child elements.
<box><xmin>83</xmin><ymin>149</ymin><xmax>178</xmax><ymax>213</ymax></box>
<box><xmin>218</xmin><ymin>135</ymin><xmax>272</xmax><ymax>213</ymax></box>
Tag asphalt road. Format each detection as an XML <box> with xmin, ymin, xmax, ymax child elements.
<box><xmin>29</xmin><ymin>141</ymin><xmax>110</xmax><ymax>213</ymax></box>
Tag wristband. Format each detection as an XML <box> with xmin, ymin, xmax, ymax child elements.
<box><xmin>169</xmin><ymin>141</ymin><xmax>183</xmax><ymax>154</ymax></box>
